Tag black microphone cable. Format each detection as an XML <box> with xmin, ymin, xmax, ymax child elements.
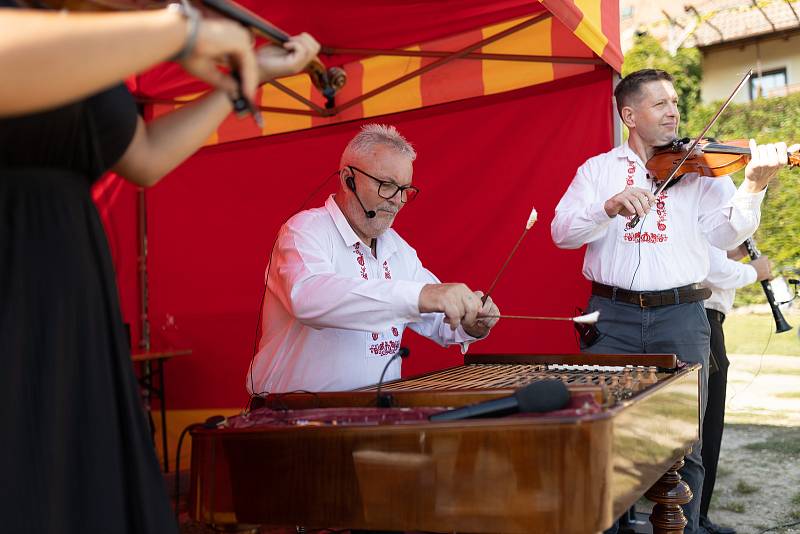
<box><xmin>173</xmin><ymin>415</ymin><xmax>226</xmax><ymax>520</ymax></box>
<box><xmin>375</xmin><ymin>347</ymin><xmax>410</xmax><ymax>407</ymax></box>
<box><xmin>626</xmin><ymin>177</ymin><xmax>657</xmax><ymax>291</ymax></box>
<box><xmin>344</xmin><ymin>168</ymin><xmax>376</xmax><ymax>218</ymax></box>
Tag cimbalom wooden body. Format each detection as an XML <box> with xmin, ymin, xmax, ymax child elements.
<box><xmin>189</xmin><ymin>353</ymin><xmax>700</xmax><ymax>533</ymax></box>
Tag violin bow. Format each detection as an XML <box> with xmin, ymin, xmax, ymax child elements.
<box><xmin>626</xmin><ymin>69</ymin><xmax>753</xmax><ymax>230</ymax></box>
<box><xmin>481</xmin><ymin>206</ymin><xmax>538</xmax><ymax>305</ymax></box>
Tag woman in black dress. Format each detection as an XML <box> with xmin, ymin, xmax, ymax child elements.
<box><xmin>0</xmin><ymin>4</ymin><xmax>319</xmax><ymax>532</ymax></box>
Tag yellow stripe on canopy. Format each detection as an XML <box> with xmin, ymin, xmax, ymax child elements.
<box><xmin>573</xmin><ymin>0</ymin><xmax>608</xmax><ymax>61</ymax></box>
<box><xmin>482</xmin><ymin>15</ymin><xmax>554</xmax><ymax>96</ymax></box>
<box><xmin>361</xmin><ymin>46</ymin><xmax>423</xmax><ymax>118</ymax></box>
<box><xmin>260</xmin><ymin>75</ymin><xmax>313</xmax><ymax>136</ymax></box>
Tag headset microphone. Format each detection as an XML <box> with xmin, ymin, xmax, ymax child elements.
<box><xmin>346</xmin><ymin>175</ymin><xmax>376</xmax><ymax>219</ymax></box>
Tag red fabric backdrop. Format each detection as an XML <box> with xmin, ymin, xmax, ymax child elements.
<box><xmin>94</xmin><ymin>69</ymin><xmax>612</xmax><ymax>409</ymax></box>
<box><xmin>135</xmin><ymin>0</ymin><xmax>549</xmax><ymax>100</ymax></box>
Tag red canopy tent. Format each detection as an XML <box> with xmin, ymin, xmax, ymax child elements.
<box><xmin>94</xmin><ymin>0</ymin><xmax>621</xmax><ymax>413</ymax></box>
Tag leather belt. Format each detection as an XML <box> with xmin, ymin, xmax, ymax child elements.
<box><xmin>591</xmin><ymin>282</ymin><xmax>711</xmax><ymax>308</ymax></box>
<box><xmin>706</xmin><ymin>309</ymin><xmax>726</xmax><ymax>324</ymax></box>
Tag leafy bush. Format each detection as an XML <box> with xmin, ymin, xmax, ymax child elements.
<box><xmin>623</xmin><ymin>33</ymin><xmax>702</xmax><ymax>129</ymax></box>
<box><xmin>685</xmin><ymin>93</ymin><xmax>800</xmax><ymax>305</ymax></box>
<box><xmin>623</xmin><ymin>34</ymin><xmax>800</xmax><ymax>306</ymax></box>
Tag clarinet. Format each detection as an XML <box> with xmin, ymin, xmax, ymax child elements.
<box><xmin>743</xmin><ymin>238</ymin><xmax>793</xmax><ymax>333</ymax></box>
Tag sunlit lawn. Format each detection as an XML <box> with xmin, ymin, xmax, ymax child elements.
<box><xmin>723</xmin><ymin>312</ymin><xmax>800</xmax><ymax>356</ymax></box>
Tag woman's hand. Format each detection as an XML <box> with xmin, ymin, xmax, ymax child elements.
<box><xmin>178</xmin><ymin>18</ymin><xmax>258</xmax><ymax>102</ymax></box>
<box><xmin>256</xmin><ymin>32</ymin><xmax>321</xmax><ymax>83</ymax></box>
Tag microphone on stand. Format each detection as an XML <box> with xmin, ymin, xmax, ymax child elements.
<box><xmin>346</xmin><ymin>175</ymin><xmax>376</xmax><ymax>219</ymax></box>
<box><xmin>375</xmin><ymin>347</ymin><xmax>410</xmax><ymax>407</ymax></box>
<box><xmin>429</xmin><ymin>379</ymin><xmax>570</xmax><ymax>421</ymax></box>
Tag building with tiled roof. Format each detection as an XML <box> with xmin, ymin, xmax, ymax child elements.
<box><xmin>621</xmin><ymin>0</ymin><xmax>800</xmax><ymax>103</ymax></box>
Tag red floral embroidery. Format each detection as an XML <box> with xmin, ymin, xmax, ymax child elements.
<box><xmin>655</xmin><ymin>189</ymin><xmax>668</xmax><ymax>233</ymax></box>
<box><xmin>352</xmin><ymin>243</ymin><xmax>368</xmax><ymax>279</ymax></box>
<box><xmin>626</xmin><ymin>159</ymin><xmax>636</xmax><ymax>187</ymax></box>
<box><xmin>369</xmin><ymin>340</ymin><xmax>400</xmax><ymax>356</ymax></box>
<box><xmin>622</xmin><ymin>158</ymin><xmax>668</xmax><ymax>244</ymax></box>
<box><xmin>353</xmin><ymin>248</ymin><xmax>400</xmax><ymax>354</ymax></box>
<box><xmin>624</xmin><ymin>232</ymin><xmax>669</xmax><ymax>243</ymax></box>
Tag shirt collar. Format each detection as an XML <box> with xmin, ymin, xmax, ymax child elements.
<box><xmin>614</xmin><ymin>141</ymin><xmax>647</xmax><ymax>169</ymax></box>
<box><xmin>324</xmin><ymin>194</ymin><xmax>399</xmax><ymax>261</ymax></box>
<box><xmin>325</xmin><ymin>194</ymin><xmax>361</xmax><ymax>247</ymax></box>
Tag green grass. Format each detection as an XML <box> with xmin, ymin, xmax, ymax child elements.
<box><xmin>716</xmin><ymin>466</ymin><xmax>733</xmax><ymax>478</ymax></box>
<box><xmin>725</xmin><ymin>411</ymin><xmax>796</xmax><ymax>425</ymax></box>
<box><xmin>723</xmin><ymin>313</ymin><xmax>800</xmax><ymax>356</ymax></box>
<box><xmin>734</xmin><ymin>480</ymin><xmax>760</xmax><ymax>495</ymax></box>
<box><xmin>743</xmin><ymin>428</ymin><xmax>800</xmax><ymax>455</ymax></box>
<box><xmin>755</xmin><ymin>366</ymin><xmax>800</xmax><ymax>376</ymax></box>
<box><xmin>791</xmin><ymin>492</ymin><xmax>800</xmax><ymax>520</ymax></box>
<box><xmin>718</xmin><ymin>500</ymin><xmax>746</xmax><ymax>513</ymax></box>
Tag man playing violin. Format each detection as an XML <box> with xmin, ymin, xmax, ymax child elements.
<box><xmin>551</xmin><ymin>68</ymin><xmax>794</xmax><ymax>534</ymax></box>
<box><xmin>247</xmin><ymin>124</ymin><xmax>500</xmax><ymax>395</ymax></box>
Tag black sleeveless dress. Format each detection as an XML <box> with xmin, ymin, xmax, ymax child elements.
<box><xmin>0</xmin><ymin>81</ymin><xmax>178</xmax><ymax>533</ymax></box>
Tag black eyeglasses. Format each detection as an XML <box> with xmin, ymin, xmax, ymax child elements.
<box><xmin>349</xmin><ymin>165</ymin><xmax>420</xmax><ymax>203</ymax></box>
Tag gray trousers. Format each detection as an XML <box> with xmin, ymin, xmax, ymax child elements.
<box><xmin>583</xmin><ymin>295</ymin><xmax>710</xmax><ymax>534</ymax></box>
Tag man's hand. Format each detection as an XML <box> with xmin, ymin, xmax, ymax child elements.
<box><xmin>604</xmin><ymin>187</ymin><xmax>657</xmax><ymax>218</ymax></box>
<box><xmin>419</xmin><ymin>283</ymin><xmax>481</xmax><ymax>331</ymax></box>
<box><xmin>256</xmin><ymin>33</ymin><xmax>320</xmax><ymax>83</ymax></box>
<box><xmin>462</xmin><ymin>291</ymin><xmax>500</xmax><ymax>338</ymax></box>
<box><xmin>750</xmin><ymin>256</ymin><xmax>773</xmax><ymax>282</ymax></box>
<box><xmin>743</xmin><ymin>139</ymin><xmax>790</xmax><ymax>192</ymax></box>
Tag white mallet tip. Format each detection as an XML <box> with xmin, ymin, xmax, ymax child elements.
<box><xmin>572</xmin><ymin>310</ymin><xmax>600</xmax><ymax>324</ymax></box>
<box><xmin>525</xmin><ymin>207</ymin><xmax>538</xmax><ymax>230</ymax></box>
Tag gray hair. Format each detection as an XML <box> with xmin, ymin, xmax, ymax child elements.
<box><xmin>342</xmin><ymin>124</ymin><xmax>417</xmax><ymax>163</ymax></box>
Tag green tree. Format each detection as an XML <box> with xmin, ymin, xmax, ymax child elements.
<box><xmin>622</xmin><ymin>33</ymin><xmax>702</xmax><ymax>132</ymax></box>
<box><xmin>684</xmin><ymin>93</ymin><xmax>800</xmax><ymax>305</ymax></box>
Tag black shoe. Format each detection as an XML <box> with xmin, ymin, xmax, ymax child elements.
<box><xmin>700</xmin><ymin>516</ymin><xmax>736</xmax><ymax>534</ymax></box>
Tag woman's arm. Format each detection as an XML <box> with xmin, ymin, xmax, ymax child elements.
<box><xmin>113</xmin><ymin>34</ymin><xmax>320</xmax><ymax>187</ymax></box>
<box><xmin>0</xmin><ymin>8</ymin><xmax>256</xmax><ymax>116</ymax></box>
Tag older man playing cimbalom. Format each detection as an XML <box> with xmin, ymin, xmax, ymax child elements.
<box><xmin>248</xmin><ymin>124</ymin><xmax>500</xmax><ymax>395</ymax></box>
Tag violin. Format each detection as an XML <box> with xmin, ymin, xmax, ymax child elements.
<box><xmin>18</xmin><ymin>0</ymin><xmax>347</xmax><ymax>109</ymax></box>
<box><xmin>647</xmin><ymin>137</ymin><xmax>800</xmax><ymax>182</ymax></box>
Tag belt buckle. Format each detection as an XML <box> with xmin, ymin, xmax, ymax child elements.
<box><xmin>639</xmin><ymin>293</ymin><xmax>647</xmax><ymax>307</ymax></box>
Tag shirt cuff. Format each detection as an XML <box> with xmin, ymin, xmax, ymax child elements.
<box><xmin>454</xmin><ymin>325</ymin><xmax>481</xmax><ymax>354</ymax></box>
<box><xmin>733</xmin><ymin>183</ymin><xmax>767</xmax><ymax>211</ymax></box>
<box><xmin>588</xmin><ymin>200</ymin><xmax>614</xmax><ymax>225</ymax></box>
